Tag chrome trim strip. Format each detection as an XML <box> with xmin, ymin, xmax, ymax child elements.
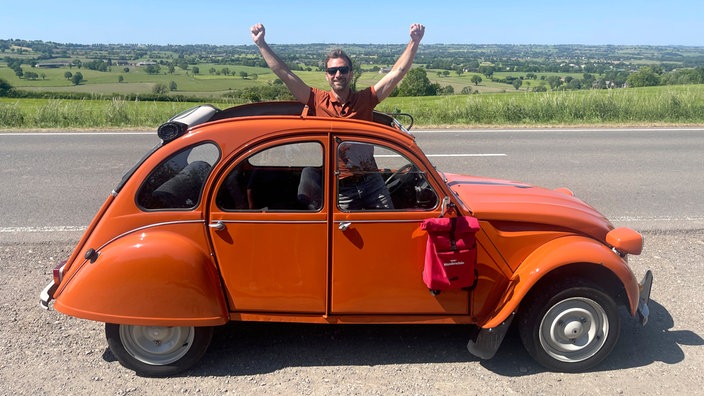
<box><xmin>333</xmin><ymin>219</ymin><xmax>423</xmax><ymax>224</ymax></box>
<box><xmin>221</xmin><ymin>220</ymin><xmax>327</xmax><ymax>225</ymax></box>
<box><xmin>96</xmin><ymin>220</ymin><xmax>205</xmax><ymax>252</ymax></box>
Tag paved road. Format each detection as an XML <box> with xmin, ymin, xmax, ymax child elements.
<box><xmin>2</xmin><ymin>128</ymin><xmax>702</xmax><ymax>393</ymax></box>
<box><xmin>1</xmin><ymin>127</ymin><xmax>703</xmax><ymax>242</ymax></box>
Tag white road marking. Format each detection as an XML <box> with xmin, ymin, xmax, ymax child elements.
<box><xmin>0</xmin><ymin>226</ymin><xmax>87</xmax><ymax>233</ymax></box>
<box><xmin>426</xmin><ymin>154</ymin><xmax>507</xmax><ymax>157</ymax></box>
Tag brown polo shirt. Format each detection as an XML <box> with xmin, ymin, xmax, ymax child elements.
<box><xmin>307</xmin><ymin>86</ymin><xmax>379</xmax><ymax>120</ymax></box>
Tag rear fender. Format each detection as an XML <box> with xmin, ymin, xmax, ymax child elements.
<box><xmin>480</xmin><ymin>235</ymin><xmax>639</xmax><ymax>328</ymax></box>
<box><xmin>54</xmin><ymin>230</ymin><xmax>228</xmax><ymax>326</ymax></box>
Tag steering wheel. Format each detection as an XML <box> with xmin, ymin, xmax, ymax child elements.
<box><xmin>385</xmin><ymin>163</ymin><xmax>417</xmax><ymax>194</ymax></box>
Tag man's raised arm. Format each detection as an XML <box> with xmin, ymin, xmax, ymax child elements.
<box><xmin>251</xmin><ymin>23</ymin><xmax>311</xmax><ymax>104</ymax></box>
<box><xmin>374</xmin><ymin>23</ymin><xmax>425</xmax><ymax>102</ymax></box>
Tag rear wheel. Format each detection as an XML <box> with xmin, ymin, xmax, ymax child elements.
<box><xmin>105</xmin><ymin>323</ymin><xmax>213</xmax><ymax>377</ymax></box>
<box><xmin>518</xmin><ymin>280</ymin><xmax>620</xmax><ymax>372</ymax></box>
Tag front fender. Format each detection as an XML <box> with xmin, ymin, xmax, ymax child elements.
<box><xmin>54</xmin><ymin>230</ymin><xmax>228</xmax><ymax>326</ymax></box>
<box><xmin>480</xmin><ymin>235</ymin><xmax>639</xmax><ymax>328</ymax></box>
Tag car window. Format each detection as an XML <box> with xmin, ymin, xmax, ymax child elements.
<box><xmin>137</xmin><ymin>143</ymin><xmax>219</xmax><ymax>210</ymax></box>
<box><xmin>336</xmin><ymin>141</ymin><xmax>438</xmax><ymax>211</ymax></box>
<box><xmin>216</xmin><ymin>141</ymin><xmax>324</xmax><ymax>211</ymax></box>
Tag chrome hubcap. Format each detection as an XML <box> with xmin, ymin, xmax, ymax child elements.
<box><xmin>539</xmin><ymin>297</ymin><xmax>609</xmax><ymax>363</ymax></box>
<box><xmin>119</xmin><ymin>325</ymin><xmax>194</xmax><ymax>365</ymax></box>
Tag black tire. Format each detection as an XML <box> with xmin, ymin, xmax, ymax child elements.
<box><xmin>518</xmin><ymin>280</ymin><xmax>620</xmax><ymax>372</ymax></box>
<box><xmin>105</xmin><ymin>323</ymin><xmax>213</xmax><ymax>377</ymax></box>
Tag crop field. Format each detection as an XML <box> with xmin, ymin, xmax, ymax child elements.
<box><xmin>3</xmin><ymin>84</ymin><xmax>704</xmax><ymax>129</ymax></box>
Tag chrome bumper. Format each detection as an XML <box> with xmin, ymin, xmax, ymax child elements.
<box><xmin>637</xmin><ymin>270</ymin><xmax>653</xmax><ymax>325</ymax></box>
<box><xmin>39</xmin><ymin>280</ymin><xmax>57</xmax><ymax>310</ymax></box>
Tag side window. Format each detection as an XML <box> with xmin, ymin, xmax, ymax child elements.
<box><xmin>137</xmin><ymin>143</ymin><xmax>219</xmax><ymax>210</ymax></box>
<box><xmin>337</xmin><ymin>141</ymin><xmax>438</xmax><ymax>211</ymax></box>
<box><xmin>216</xmin><ymin>142</ymin><xmax>324</xmax><ymax>211</ymax></box>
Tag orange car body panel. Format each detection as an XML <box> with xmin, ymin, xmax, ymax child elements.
<box><xmin>49</xmin><ymin>107</ymin><xmax>643</xmax><ymax>330</ymax></box>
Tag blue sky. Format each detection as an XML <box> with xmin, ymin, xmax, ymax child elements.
<box><xmin>2</xmin><ymin>0</ymin><xmax>702</xmax><ymax>46</ymax></box>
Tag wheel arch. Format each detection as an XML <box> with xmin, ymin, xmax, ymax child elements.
<box><xmin>54</xmin><ymin>229</ymin><xmax>229</xmax><ymax>327</ymax></box>
<box><xmin>479</xmin><ymin>235</ymin><xmax>639</xmax><ymax>329</ymax></box>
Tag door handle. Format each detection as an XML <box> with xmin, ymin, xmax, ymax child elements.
<box><xmin>338</xmin><ymin>221</ymin><xmax>352</xmax><ymax>231</ymax></box>
<box><xmin>209</xmin><ymin>220</ymin><xmax>225</xmax><ymax>231</ymax></box>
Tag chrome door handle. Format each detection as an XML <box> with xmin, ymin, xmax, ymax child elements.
<box><xmin>209</xmin><ymin>220</ymin><xmax>225</xmax><ymax>231</ymax></box>
<box><xmin>338</xmin><ymin>221</ymin><xmax>352</xmax><ymax>231</ymax></box>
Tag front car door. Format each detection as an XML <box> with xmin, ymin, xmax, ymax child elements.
<box><xmin>330</xmin><ymin>138</ymin><xmax>470</xmax><ymax>315</ymax></box>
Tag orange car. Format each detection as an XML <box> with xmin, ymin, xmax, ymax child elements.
<box><xmin>40</xmin><ymin>102</ymin><xmax>652</xmax><ymax>377</ymax></box>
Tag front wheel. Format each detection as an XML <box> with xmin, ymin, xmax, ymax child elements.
<box><xmin>105</xmin><ymin>323</ymin><xmax>213</xmax><ymax>377</ymax></box>
<box><xmin>518</xmin><ymin>281</ymin><xmax>620</xmax><ymax>372</ymax></box>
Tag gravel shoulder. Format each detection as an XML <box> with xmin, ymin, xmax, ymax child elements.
<box><xmin>1</xmin><ymin>230</ymin><xmax>702</xmax><ymax>395</ymax></box>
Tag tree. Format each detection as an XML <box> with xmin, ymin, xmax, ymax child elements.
<box><xmin>626</xmin><ymin>66</ymin><xmax>661</xmax><ymax>87</ymax></box>
<box><xmin>471</xmin><ymin>75</ymin><xmax>482</xmax><ymax>85</ymax></box>
<box><xmin>169</xmin><ymin>81</ymin><xmax>177</xmax><ymax>91</ymax></box>
<box><xmin>397</xmin><ymin>68</ymin><xmax>437</xmax><ymax>96</ymax></box>
<box><xmin>351</xmin><ymin>63</ymin><xmax>363</xmax><ymax>91</ymax></box>
<box><xmin>145</xmin><ymin>64</ymin><xmax>161</xmax><ymax>75</ymax></box>
<box><xmin>512</xmin><ymin>78</ymin><xmax>523</xmax><ymax>90</ymax></box>
<box><xmin>461</xmin><ymin>86</ymin><xmax>473</xmax><ymax>95</ymax></box>
<box><xmin>0</xmin><ymin>78</ymin><xmax>14</xmax><ymax>97</ymax></box>
<box><xmin>118</xmin><ymin>75</ymin><xmax>124</xmax><ymax>83</ymax></box>
<box><xmin>239</xmin><ymin>71</ymin><xmax>248</xmax><ymax>79</ymax></box>
<box><xmin>479</xmin><ymin>65</ymin><xmax>495</xmax><ymax>78</ymax></box>
<box><xmin>152</xmin><ymin>83</ymin><xmax>169</xmax><ymax>95</ymax></box>
<box><xmin>64</xmin><ymin>71</ymin><xmax>73</xmax><ymax>80</ymax></box>
<box><xmin>547</xmin><ymin>75</ymin><xmax>562</xmax><ymax>89</ymax></box>
<box><xmin>71</xmin><ymin>72</ymin><xmax>84</xmax><ymax>85</ymax></box>
<box><xmin>191</xmin><ymin>66</ymin><xmax>200</xmax><ymax>75</ymax></box>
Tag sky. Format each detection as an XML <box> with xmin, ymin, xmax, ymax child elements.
<box><xmin>2</xmin><ymin>0</ymin><xmax>703</xmax><ymax>46</ymax></box>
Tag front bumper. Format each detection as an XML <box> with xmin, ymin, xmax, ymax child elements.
<box><xmin>637</xmin><ymin>270</ymin><xmax>654</xmax><ymax>325</ymax></box>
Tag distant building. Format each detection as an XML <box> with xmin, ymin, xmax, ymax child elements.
<box><xmin>35</xmin><ymin>62</ymin><xmax>70</xmax><ymax>68</ymax></box>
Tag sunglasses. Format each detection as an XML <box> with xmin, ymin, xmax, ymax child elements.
<box><xmin>325</xmin><ymin>66</ymin><xmax>350</xmax><ymax>75</ymax></box>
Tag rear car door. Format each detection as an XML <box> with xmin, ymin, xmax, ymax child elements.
<box><xmin>208</xmin><ymin>138</ymin><xmax>328</xmax><ymax>313</ymax></box>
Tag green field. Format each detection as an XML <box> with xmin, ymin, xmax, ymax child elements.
<box><xmin>3</xmin><ymin>52</ymin><xmax>704</xmax><ymax>129</ymax></box>
<box><xmin>3</xmin><ymin>84</ymin><xmax>704</xmax><ymax>130</ymax></box>
<box><xmin>1</xmin><ymin>60</ymin><xmax>544</xmax><ymax>98</ymax></box>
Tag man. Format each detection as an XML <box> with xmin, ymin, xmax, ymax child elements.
<box><xmin>250</xmin><ymin>23</ymin><xmax>425</xmax><ymax>120</ymax></box>
<box><xmin>250</xmin><ymin>23</ymin><xmax>425</xmax><ymax>209</ymax></box>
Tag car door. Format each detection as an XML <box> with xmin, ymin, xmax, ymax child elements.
<box><xmin>330</xmin><ymin>138</ymin><xmax>470</xmax><ymax>314</ymax></box>
<box><xmin>208</xmin><ymin>138</ymin><xmax>328</xmax><ymax>313</ymax></box>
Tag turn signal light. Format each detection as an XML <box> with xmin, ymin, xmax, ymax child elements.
<box><xmin>606</xmin><ymin>227</ymin><xmax>643</xmax><ymax>256</ymax></box>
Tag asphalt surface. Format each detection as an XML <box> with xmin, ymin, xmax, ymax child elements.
<box><xmin>1</xmin><ymin>127</ymin><xmax>702</xmax><ymax>393</ymax></box>
<box><xmin>1</xmin><ymin>127</ymin><xmax>703</xmax><ymax>241</ymax></box>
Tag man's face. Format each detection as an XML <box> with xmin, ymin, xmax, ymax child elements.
<box><xmin>325</xmin><ymin>58</ymin><xmax>352</xmax><ymax>94</ymax></box>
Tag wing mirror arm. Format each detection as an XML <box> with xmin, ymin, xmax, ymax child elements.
<box><xmin>440</xmin><ymin>196</ymin><xmax>455</xmax><ymax>217</ymax></box>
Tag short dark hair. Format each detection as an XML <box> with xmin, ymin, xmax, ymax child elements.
<box><xmin>325</xmin><ymin>49</ymin><xmax>353</xmax><ymax>69</ymax></box>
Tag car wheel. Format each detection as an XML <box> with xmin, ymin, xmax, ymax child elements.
<box><xmin>518</xmin><ymin>280</ymin><xmax>620</xmax><ymax>372</ymax></box>
<box><xmin>105</xmin><ymin>323</ymin><xmax>213</xmax><ymax>377</ymax></box>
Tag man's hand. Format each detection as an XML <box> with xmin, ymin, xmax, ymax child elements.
<box><xmin>410</xmin><ymin>23</ymin><xmax>425</xmax><ymax>43</ymax></box>
<box><xmin>251</xmin><ymin>23</ymin><xmax>266</xmax><ymax>46</ymax></box>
